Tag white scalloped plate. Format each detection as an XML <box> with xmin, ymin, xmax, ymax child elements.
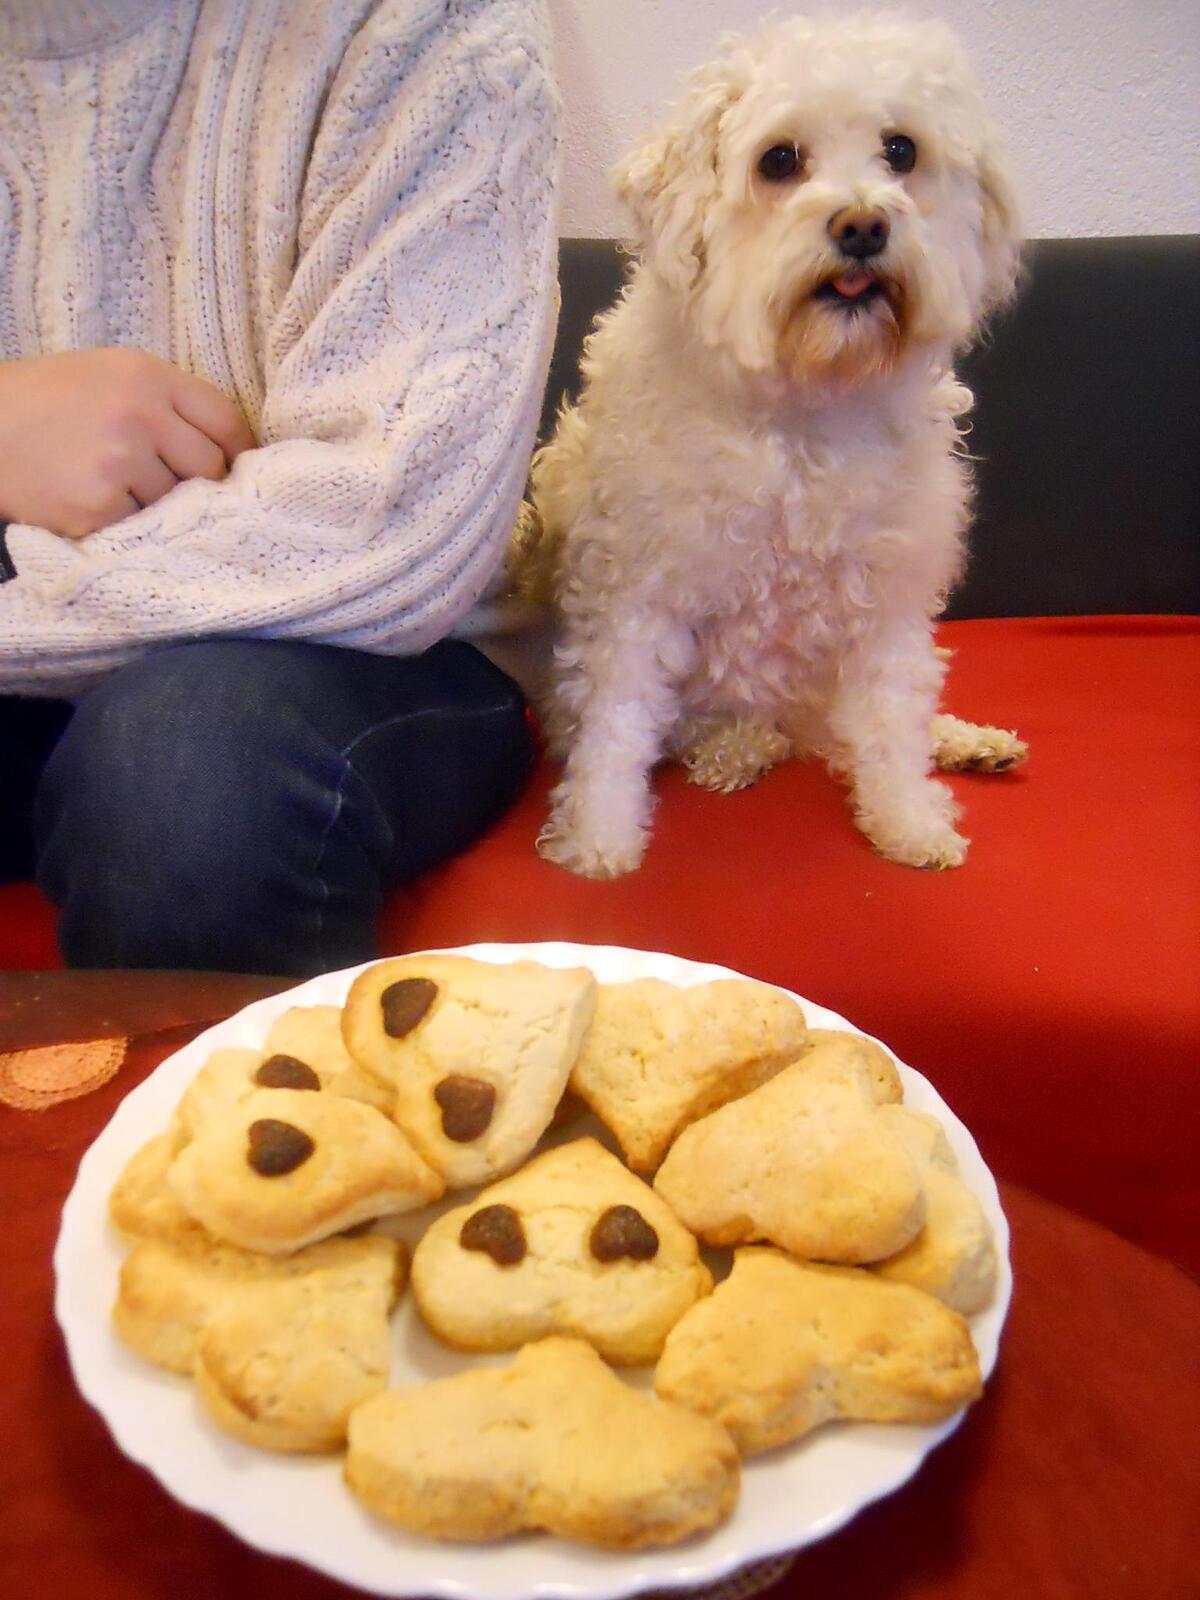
<box><xmin>55</xmin><ymin>942</ymin><xmax>1011</xmax><ymax>1600</ymax></box>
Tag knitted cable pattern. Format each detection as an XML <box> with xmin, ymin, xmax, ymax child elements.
<box><xmin>0</xmin><ymin>0</ymin><xmax>559</xmax><ymax>697</ymax></box>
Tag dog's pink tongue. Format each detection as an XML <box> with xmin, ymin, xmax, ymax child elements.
<box><xmin>831</xmin><ymin>268</ymin><xmax>873</xmax><ymax>298</ymax></box>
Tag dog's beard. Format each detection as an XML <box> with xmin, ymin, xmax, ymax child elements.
<box><xmin>777</xmin><ymin>263</ymin><xmax>912</xmax><ymax>387</ymax></box>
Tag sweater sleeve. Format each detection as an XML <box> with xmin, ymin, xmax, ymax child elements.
<box><xmin>0</xmin><ymin>0</ymin><xmax>559</xmax><ymax>698</ymax></box>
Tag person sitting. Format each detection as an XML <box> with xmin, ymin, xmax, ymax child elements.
<box><xmin>0</xmin><ymin>0</ymin><xmax>559</xmax><ymax>975</ymax></box>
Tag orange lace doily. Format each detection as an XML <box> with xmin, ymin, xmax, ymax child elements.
<box><xmin>0</xmin><ymin>1038</ymin><xmax>128</xmax><ymax>1111</ymax></box>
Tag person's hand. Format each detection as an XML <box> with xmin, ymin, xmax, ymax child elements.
<box><xmin>0</xmin><ymin>348</ymin><xmax>256</xmax><ymax>538</ymax></box>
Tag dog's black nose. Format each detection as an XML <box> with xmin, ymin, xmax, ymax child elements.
<box><xmin>828</xmin><ymin>206</ymin><xmax>890</xmax><ymax>260</ymax></box>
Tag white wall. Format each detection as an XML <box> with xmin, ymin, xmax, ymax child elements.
<box><xmin>551</xmin><ymin>0</ymin><xmax>1200</xmax><ymax>239</ymax></box>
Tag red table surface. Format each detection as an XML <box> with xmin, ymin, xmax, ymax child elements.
<box><xmin>1</xmin><ymin>1015</ymin><xmax>1197</xmax><ymax>1600</ymax></box>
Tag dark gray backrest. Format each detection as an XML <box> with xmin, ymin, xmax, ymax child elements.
<box><xmin>541</xmin><ymin>237</ymin><xmax>1199</xmax><ymax>618</ymax></box>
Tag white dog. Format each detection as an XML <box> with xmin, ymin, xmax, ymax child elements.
<box><xmin>530</xmin><ymin>12</ymin><xmax>1027</xmax><ymax>879</ymax></box>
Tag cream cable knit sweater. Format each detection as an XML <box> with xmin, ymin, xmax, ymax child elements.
<box><xmin>0</xmin><ymin>0</ymin><xmax>559</xmax><ymax>698</ymax></box>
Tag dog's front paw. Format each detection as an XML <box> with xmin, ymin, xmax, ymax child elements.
<box><xmin>856</xmin><ymin>781</ymin><xmax>969</xmax><ymax>870</ymax></box>
<box><xmin>872</xmin><ymin>820</ymin><xmax>969</xmax><ymax>870</ymax></box>
<box><xmin>536</xmin><ymin>782</ymin><xmax>650</xmax><ymax>879</ymax></box>
<box><xmin>536</xmin><ymin>819</ymin><xmax>647</xmax><ymax>879</ymax></box>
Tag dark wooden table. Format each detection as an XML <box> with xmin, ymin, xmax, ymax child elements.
<box><xmin>1</xmin><ymin>970</ymin><xmax>1196</xmax><ymax>1600</ymax></box>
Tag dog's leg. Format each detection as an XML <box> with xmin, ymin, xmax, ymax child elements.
<box><xmin>675</xmin><ymin>716</ymin><xmax>793</xmax><ymax>793</ymax></box>
<box><xmin>537</xmin><ymin>617</ymin><xmax>694</xmax><ymax>878</ymax></box>
<box><xmin>827</xmin><ymin>624</ymin><xmax>969</xmax><ymax>869</ymax></box>
<box><xmin>930</xmin><ymin>713</ymin><xmax>1028</xmax><ymax>772</ymax></box>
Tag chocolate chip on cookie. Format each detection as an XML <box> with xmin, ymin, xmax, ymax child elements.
<box><xmin>590</xmin><ymin>1205</ymin><xmax>660</xmax><ymax>1262</ymax></box>
<box><xmin>433</xmin><ymin>1075</ymin><xmax>496</xmax><ymax>1142</ymax></box>
<box><xmin>460</xmin><ymin>1203</ymin><xmax>526</xmax><ymax>1266</ymax></box>
<box><xmin>380</xmin><ymin>977</ymin><xmax>439</xmax><ymax>1038</ymax></box>
<box><xmin>247</xmin><ymin>1118</ymin><xmax>316</xmax><ymax>1177</ymax></box>
<box><xmin>254</xmin><ymin>1054</ymin><xmax>321</xmax><ymax>1092</ymax></box>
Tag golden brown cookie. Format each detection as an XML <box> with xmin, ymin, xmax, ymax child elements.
<box><xmin>114</xmin><ymin>1231</ymin><xmax>405</xmax><ymax>1452</ymax></box>
<box><xmin>655</xmin><ymin>1248</ymin><xmax>982</xmax><ymax>1454</ymax></box>
<box><xmin>341</xmin><ymin>954</ymin><xmax>598</xmax><ymax>1188</ymax></box>
<box><xmin>262</xmin><ymin>1004</ymin><xmax>394</xmax><ymax>1114</ymax></box>
<box><xmin>171</xmin><ymin>1009</ymin><xmax>392</xmax><ymax>1144</ymax></box>
<box><xmin>796</xmin><ymin>1028</ymin><xmax>903</xmax><ymax>1103</ymax></box>
<box><xmin>412</xmin><ymin>1137</ymin><xmax>711</xmax><ymax>1364</ymax></box>
<box><xmin>653</xmin><ymin>1056</ymin><xmax>925</xmax><ymax>1262</ymax></box>
<box><xmin>166</xmin><ymin>1087</ymin><xmax>442</xmax><ymax>1253</ymax></box>
<box><xmin>870</xmin><ymin>1106</ymin><xmax>998</xmax><ymax>1313</ymax></box>
<box><xmin>568</xmin><ymin>977</ymin><xmax>809</xmax><ymax>1173</ymax></box>
<box><xmin>171</xmin><ymin>1047</ymin><xmax>272</xmax><ymax>1142</ymax></box>
<box><xmin>109</xmin><ymin>1130</ymin><xmax>204</xmax><ymax>1243</ymax></box>
<box><xmin>345</xmin><ymin>1337</ymin><xmax>740</xmax><ymax>1547</ymax></box>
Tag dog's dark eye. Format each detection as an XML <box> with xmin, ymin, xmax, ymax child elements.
<box><xmin>882</xmin><ymin>133</ymin><xmax>917</xmax><ymax>174</ymax></box>
<box><xmin>757</xmin><ymin>144</ymin><xmax>804</xmax><ymax>183</ymax></box>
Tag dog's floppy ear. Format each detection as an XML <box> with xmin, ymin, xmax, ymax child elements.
<box><xmin>976</xmin><ymin>122</ymin><xmax>1023</xmax><ymax>312</ymax></box>
<box><xmin>612</xmin><ymin>72</ymin><xmax>736</xmax><ymax>295</ymax></box>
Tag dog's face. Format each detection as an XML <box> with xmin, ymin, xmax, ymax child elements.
<box><xmin>616</xmin><ymin>15</ymin><xmax>1022</xmax><ymax>389</ymax></box>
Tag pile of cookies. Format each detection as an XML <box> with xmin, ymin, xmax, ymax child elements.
<box><xmin>107</xmin><ymin>953</ymin><xmax>997</xmax><ymax>1552</ymax></box>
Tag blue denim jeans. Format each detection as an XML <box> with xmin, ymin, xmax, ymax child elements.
<box><xmin>1</xmin><ymin>638</ymin><xmax>533</xmax><ymax>974</ymax></box>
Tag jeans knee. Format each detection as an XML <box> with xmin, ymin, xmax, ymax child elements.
<box><xmin>35</xmin><ymin>644</ymin><xmax>379</xmax><ymax>972</ymax></box>
<box><xmin>34</xmin><ymin>639</ymin><xmax>535</xmax><ymax>974</ymax></box>
<box><xmin>40</xmin><ymin>644</ymin><xmax>275</xmax><ymax>863</ymax></box>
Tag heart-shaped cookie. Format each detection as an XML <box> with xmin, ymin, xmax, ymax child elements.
<box><xmin>114</xmin><ymin>1231</ymin><xmax>405</xmax><ymax>1452</ymax></box>
<box><xmin>653</xmin><ymin>1055</ymin><xmax>925</xmax><ymax>1261</ymax></box>
<box><xmin>655</xmin><ymin>1247</ymin><xmax>982</xmax><ymax>1454</ymax></box>
<box><xmin>166</xmin><ymin>1087</ymin><xmax>442</xmax><ymax>1253</ymax></box>
<box><xmin>341</xmin><ymin>955</ymin><xmax>598</xmax><ymax>1188</ymax></box>
<box><xmin>568</xmin><ymin>977</ymin><xmax>809</xmax><ymax>1174</ymax></box>
<box><xmin>412</xmin><ymin>1137</ymin><xmax>711</xmax><ymax>1364</ymax></box>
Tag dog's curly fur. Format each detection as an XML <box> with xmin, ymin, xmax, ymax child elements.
<box><xmin>531</xmin><ymin>12</ymin><xmax>1026</xmax><ymax>879</ymax></box>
